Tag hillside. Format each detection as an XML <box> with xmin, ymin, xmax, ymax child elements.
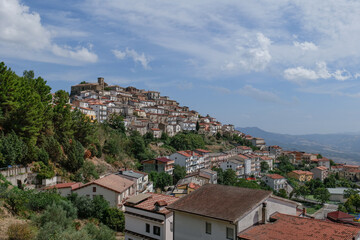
<box><xmin>238</xmin><ymin>127</ymin><xmax>360</xmax><ymax>164</ymax></box>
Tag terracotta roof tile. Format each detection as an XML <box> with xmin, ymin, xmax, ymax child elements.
<box><xmin>266</xmin><ymin>174</ymin><xmax>285</xmax><ymax>180</ymax></box>
<box><xmin>238</xmin><ymin>213</ymin><xmax>360</xmax><ymax>240</ymax></box>
<box><xmin>45</xmin><ymin>182</ymin><xmax>81</xmax><ymax>190</ymax></box>
<box><xmin>155</xmin><ymin>157</ymin><xmax>173</xmax><ymax>163</ymax></box>
<box><xmin>327</xmin><ymin>211</ymin><xmax>354</xmax><ymax>221</ymax></box>
<box><xmin>73</xmin><ymin>174</ymin><xmax>134</xmax><ymax>193</ymax></box>
<box><xmin>126</xmin><ymin>193</ymin><xmax>178</xmax><ymax>215</ymax></box>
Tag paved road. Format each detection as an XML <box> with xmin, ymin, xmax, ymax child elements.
<box><xmin>313</xmin><ymin>203</ymin><xmax>338</xmax><ymax>219</ymax></box>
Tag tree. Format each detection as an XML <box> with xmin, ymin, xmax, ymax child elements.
<box><xmin>0</xmin><ymin>131</ymin><xmax>28</xmax><ymax>167</ymax></box>
<box><xmin>223</xmin><ymin>169</ymin><xmax>237</xmax><ymax>186</ymax></box>
<box><xmin>305</xmin><ymin>179</ymin><xmax>324</xmax><ymax>195</ymax></box>
<box><xmin>313</xmin><ymin>188</ymin><xmax>330</xmax><ymax>204</ymax></box>
<box><xmin>52</xmin><ymin>90</ymin><xmax>74</xmax><ymax>140</ymax></box>
<box><xmin>317</xmin><ymin>154</ymin><xmax>323</xmax><ymax>159</ymax></box>
<box><xmin>260</xmin><ymin>161</ymin><xmax>269</xmax><ymax>173</ymax></box>
<box><xmin>277</xmin><ymin>189</ymin><xmax>288</xmax><ymax>199</ymax></box>
<box><xmin>173</xmin><ymin>165</ymin><xmax>186</xmax><ymax>184</ymax></box>
<box><xmin>212</xmin><ymin>167</ymin><xmax>224</xmax><ymax>185</ymax></box>
<box><xmin>196</xmin><ymin>121</ymin><xmax>200</xmax><ymax>132</ymax></box>
<box><xmin>102</xmin><ymin>208</ymin><xmax>125</xmax><ymax>232</ymax></box>
<box><xmin>276</xmin><ymin>156</ymin><xmax>295</xmax><ymax>174</ymax></box>
<box><xmin>155</xmin><ymin>172</ymin><xmax>173</xmax><ymax>190</ymax></box>
<box><xmin>63</xmin><ymin>139</ymin><xmax>84</xmax><ymax>172</ymax></box>
<box><xmin>324</xmin><ymin>174</ymin><xmax>336</xmax><ymax>188</ymax></box>
<box><xmin>106</xmin><ymin>114</ymin><xmax>125</xmax><ymax>134</ymax></box>
<box><xmin>294</xmin><ymin>185</ymin><xmax>309</xmax><ymax>200</ymax></box>
<box><xmin>344</xmin><ymin>189</ymin><xmax>360</xmax><ymax>199</ymax></box>
<box><xmin>346</xmin><ymin>194</ymin><xmax>360</xmax><ymax>212</ymax></box>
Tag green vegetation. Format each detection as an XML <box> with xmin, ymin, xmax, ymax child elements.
<box><xmin>0</xmin><ymin>178</ymin><xmax>124</xmax><ymax>238</ymax></box>
<box><xmin>149</xmin><ymin>171</ymin><xmax>173</xmax><ymax>190</ymax></box>
<box><xmin>306</xmin><ymin>204</ymin><xmax>322</xmax><ymax>214</ymax></box>
<box><xmin>212</xmin><ymin>167</ymin><xmax>271</xmax><ymax>191</ymax></box>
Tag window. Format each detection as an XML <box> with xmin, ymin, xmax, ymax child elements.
<box><xmin>145</xmin><ymin>223</ymin><xmax>150</xmax><ymax>233</ymax></box>
<box><xmin>226</xmin><ymin>227</ymin><xmax>234</xmax><ymax>240</ymax></box>
<box><xmin>153</xmin><ymin>226</ymin><xmax>161</xmax><ymax>236</ymax></box>
<box><xmin>205</xmin><ymin>222</ymin><xmax>211</xmax><ymax>234</ymax></box>
<box><xmin>93</xmin><ymin>187</ymin><xmax>96</xmax><ymax>192</ymax></box>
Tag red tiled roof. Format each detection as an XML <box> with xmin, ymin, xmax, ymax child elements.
<box><xmin>177</xmin><ymin>151</ymin><xmax>192</xmax><ymax>157</ymax></box>
<box><xmin>291</xmin><ymin>170</ymin><xmax>313</xmax><ymax>175</ymax></box>
<box><xmin>327</xmin><ymin>211</ymin><xmax>354</xmax><ymax>221</ymax></box>
<box><xmin>155</xmin><ymin>157</ymin><xmax>173</xmax><ymax>163</ymax></box>
<box><xmin>73</xmin><ymin>174</ymin><xmax>134</xmax><ymax>193</ymax></box>
<box><xmin>188</xmin><ymin>182</ymin><xmax>201</xmax><ymax>189</ymax></box>
<box><xmin>315</xmin><ymin>166</ymin><xmax>328</xmax><ymax>171</ymax></box>
<box><xmin>126</xmin><ymin>193</ymin><xmax>178</xmax><ymax>215</ymax></box>
<box><xmin>237</xmin><ymin>146</ymin><xmax>252</xmax><ymax>150</ymax></box>
<box><xmin>45</xmin><ymin>182</ymin><xmax>81</xmax><ymax>190</ymax></box>
<box><xmin>195</xmin><ymin>149</ymin><xmax>211</xmax><ymax>153</ymax></box>
<box><xmin>266</xmin><ymin>174</ymin><xmax>285</xmax><ymax>180</ymax></box>
<box><xmin>238</xmin><ymin>213</ymin><xmax>360</xmax><ymax>240</ymax></box>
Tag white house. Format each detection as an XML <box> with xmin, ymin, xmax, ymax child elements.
<box><xmin>169</xmin><ymin>151</ymin><xmax>205</xmax><ymax>174</ymax></box>
<box><xmin>262</xmin><ymin>174</ymin><xmax>288</xmax><ymax>191</ymax></box>
<box><xmin>89</xmin><ymin>103</ymin><xmax>107</xmax><ymax>122</ymax></box>
<box><xmin>167</xmin><ymin>184</ymin><xmax>298</xmax><ymax>240</ymax></box>
<box><xmin>117</xmin><ymin>170</ymin><xmax>153</xmax><ymax>194</ymax></box>
<box><xmin>124</xmin><ymin>193</ymin><xmax>178</xmax><ymax>240</ymax></box>
<box><xmin>220</xmin><ymin>155</ymin><xmax>251</xmax><ymax>178</ymax></box>
<box><xmin>311</xmin><ymin>166</ymin><xmax>329</xmax><ymax>181</ymax></box>
<box><xmin>44</xmin><ymin>182</ymin><xmax>82</xmax><ymax>197</ymax></box>
<box><xmin>72</xmin><ymin>174</ymin><xmax>136</xmax><ymax>208</ymax></box>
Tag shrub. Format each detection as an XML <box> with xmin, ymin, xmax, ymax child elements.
<box><xmin>101</xmin><ymin>207</ymin><xmax>125</xmax><ymax>232</ymax></box>
<box><xmin>83</xmin><ymin>223</ymin><xmax>116</xmax><ymax>240</ymax></box>
<box><xmin>7</xmin><ymin>222</ymin><xmax>35</xmax><ymax>240</ymax></box>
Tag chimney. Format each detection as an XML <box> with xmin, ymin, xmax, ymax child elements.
<box><xmin>302</xmin><ymin>208</ymin><xmax>306</xmax><ymax>216</ymax></box>
<box><xmin>261</xmin><ymin>202</ymin><xmax>267</xmax><ymax>224</ymax></box>
<box><xmin>154</xmin><ymin>201</ymin><xmax>167</xmax><ymax>211</ymax></box>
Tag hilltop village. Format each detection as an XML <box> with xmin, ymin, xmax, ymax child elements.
<box><xmin>2</xmin><ymin>75</ymin><xmax>360</xmax><ymax>239</ymax></box>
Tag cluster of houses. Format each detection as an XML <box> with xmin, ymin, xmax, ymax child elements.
<box><xmin>47</xmin><ymin>174</ymin><xmax>360</xmax><ymax>240</ymax></box>
<box><xmin>69</xmin><ymin>77</ymin><xmax>237</xmax><ymax>137</ymax></box>
<box><xmin>0</xmin><ymin>78</ymin><xmax>352</xmax><ymax>239</ymax></box>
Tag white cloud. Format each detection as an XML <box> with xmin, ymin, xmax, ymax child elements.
<box><xmin>283</xmin><ymin>67</ymin><xmax>319</xmax><ymax>82</ymax></box>
<box><xmin>293</xmin><ymin>41</ymin><xmax>318</xmax><ymax>51</ymax></box>
<box><xmin>0</xmin><ymin>0</ymin><xmax>97</xmax><ymax>64</ymax></box>
<box><xmin>239</xmin><ymin>33</ymin><xmax>272</xmax><ymax>72</ymax></box>
<box><xmin>333</xmin><ymin>69</ymin><xmax>352</xmax><ymax>81</ymax></box>
<box><xmin>112</xmin><ymin>48</ymin><xmax>152</xmax><ymax>69</ymax></box>
<box><xmin>112</xmin><ymin>49</ymin><xmax>127</xmax><ymax>59</ymax></box>
<box><xmin>51</xmin><ymin>45</ymin><xmax>98</xmax><ymax>63</ymax></box>
<box><xmin>237</xmin><ymin>85</ymin><xmax>282</xmax><ymax>103</ymax></box>
<box><xmin>283</xmin><ymin>61</ymin><xmax>352</xmax><ymax>83</ymax></box>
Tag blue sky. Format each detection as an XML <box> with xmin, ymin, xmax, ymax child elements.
<box><xmin>1</xmin><ymin>0</ymin><xmax>360</xmax><ymax>134</ymax></box>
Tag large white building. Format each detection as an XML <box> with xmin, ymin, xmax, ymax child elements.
<box><xmin>169</xmin><ymin>151</ymin><xmax>205</xmax><ymax>174</ymax></box>
<box><xmin>167</xmin><ymin>184</ymin><xmax>298</xmax><ymax>240</ymax></box>
<box><xmin>262</xmin><ymin>174</ymin><xmax>288</xmax><ymax>191</ymax></box>
<box><xmin>124</xmin><ymin>193</ymin><xmax>178</xmax><ymax>240</ymax></box>
<box><xmin>220</xmin><ymin>155</ymin><xmax>251</xmax><ymax>178</ymax></box>
<box><xmin>117</xmin><ymin>170</ymin><xmax>153</xmax><ymax>194</ymax></box>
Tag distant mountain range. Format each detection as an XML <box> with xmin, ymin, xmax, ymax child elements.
<box><xmin>237</xmin><ymin>127</ymin><xmax>360</xmax><ymax>164</ymax></box>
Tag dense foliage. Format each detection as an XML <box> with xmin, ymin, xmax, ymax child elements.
<box><xmin>0</xmin><ymin>179</ymin><xmax>124</xmax><ymax>238</ymax></box>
